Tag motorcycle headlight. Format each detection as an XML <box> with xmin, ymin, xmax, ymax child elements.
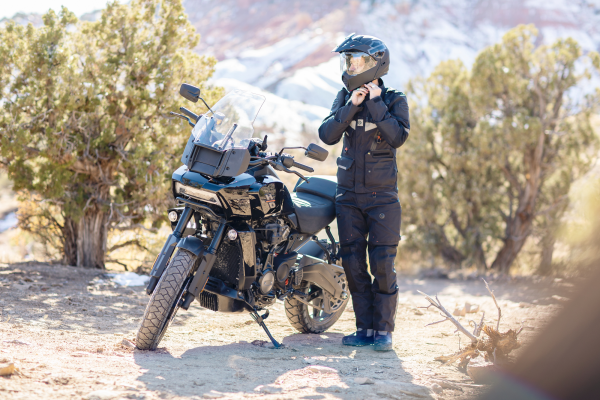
<box><xmin>174</xmin><ymin>182</ymin><xmax>222</xmax><ymax>207</ymax></box>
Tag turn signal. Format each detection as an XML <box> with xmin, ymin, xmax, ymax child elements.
<box><xmin>168</xmin><ymin>211</ymin><xmax>179</xmax><ymax>222</ymax></box>
<box><xmin>227</xmin><ymin>229</ymin><xmax>238</xmax><ymax>241</ymax></box>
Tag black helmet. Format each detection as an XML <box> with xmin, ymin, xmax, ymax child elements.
<box><xmin>332</xmin><ymin>33</ymin><xmax>390</xmax><ymax>92</ymax></box>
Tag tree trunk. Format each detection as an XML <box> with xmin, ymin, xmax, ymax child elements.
<box><xmin>537</xmin><ymin>233</ymin><xmax>556</xmax><ymax>276</ymax></box>
<box><xmin>491</xmin><ymin>189</ymin><xmax>539</xmax><ymax>272</ymax></box>
<box><xmin>474</xmin><ymin>239</ymin><xmax>488</xmax><ymax>270</ymax></box>
<box><xmin>493</xmin><ymin>131</ymin><xmax>546</xmax><ymax>273</ymax></box>
<box><xmin>76</xmin><ymin>206</ymin><xmax>109</xmax><ymax>269</ymax></box>
<box><xmin>62</xmin><ymin>217</ymin><xmax>78</xmax><ymax>266</ymax></box>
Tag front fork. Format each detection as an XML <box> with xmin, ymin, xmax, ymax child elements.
<box><xmin>146</xmin><ymin>207</ymin><xmax>194</xmax><ymax>295</ymax></box>
<box><xmin>178</xmin><ymin>219</ymin><xmax>226</xmax><ymax>309</ymax></box>
<box><xmin>146</xmin><ymin>205</ymin><xmax>227</xmax><ymax>297</ymax></box>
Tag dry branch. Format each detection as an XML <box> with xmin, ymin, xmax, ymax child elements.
<box><xmin>417</xmin><ymin>291</ymin><xmax>477</xmax><ymax>344</ymax></box>
<box><xmin>420</xmin><ymin>280</ymin><xmax>523</xmax><ymax>369</ymax></box>
<box><xmin>469</xmin><ymin>311</ymin><xmax>486</xmax><ymax>337</ymax></box>
<box><xmin>482</xmin><ymin>279</ymin><xmax>501</xmax><ymax>330</ymax></box>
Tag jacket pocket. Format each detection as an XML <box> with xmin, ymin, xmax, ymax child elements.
<box><xmin>336</xmin><ymin>156</ymin><xmax>355</xmax><ymax>190</ymax></box>
<box><xmin>365</xmin><ymin>151</ymin><xmax>397</xmax><ymax>190</ymax></box>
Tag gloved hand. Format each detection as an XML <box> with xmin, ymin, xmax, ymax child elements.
<box><xmin>351</xmin><ymin>87</ymin><xmax>368</xmax><ymax>106</ymax></box>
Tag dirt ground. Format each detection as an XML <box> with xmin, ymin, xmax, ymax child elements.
<box><xmin>0</xmin><ymin>262</ymin><xmax>574</xmax><ymax>400</ymax></box>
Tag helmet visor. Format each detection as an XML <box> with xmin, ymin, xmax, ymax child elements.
<box><xmin>340</xmin><ymin>52</ymin><xmax>377</xmax><ymax>77</ymax></box>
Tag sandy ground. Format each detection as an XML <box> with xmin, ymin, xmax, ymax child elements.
<box><xmin>0</xmin><ymin>262</ymin><xmax>574</xmax><ymax>400</ymax></box>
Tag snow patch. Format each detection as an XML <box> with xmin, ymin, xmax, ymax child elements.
<box><xmin>107</xmin><ymin>272</ymin><xmax>150</xmax><ymax>287</ymax></box>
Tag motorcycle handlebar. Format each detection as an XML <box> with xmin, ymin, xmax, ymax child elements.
<box><xmin>292</xmin><ymin>160</ymin><xmax>314</xmax><ymax>173</ymax></box>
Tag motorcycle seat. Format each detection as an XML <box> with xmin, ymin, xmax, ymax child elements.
<box><xmin>291</xmin><ymin>192</ymin><xmax>336</xmax><ymax>235</ymax></box>
<box><xmin>293</xmin><ymin>175</ymin><xmax>337</xmax><ymax>202</ymax></box>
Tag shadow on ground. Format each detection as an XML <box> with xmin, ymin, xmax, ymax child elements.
<box><xmin>132</xmin><ymin>332</ymin><xmax>431</xmax><ymax>399</ymax></box>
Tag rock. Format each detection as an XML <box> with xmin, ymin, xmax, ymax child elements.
<box><xmin>431</xmin><ymin>383</ymin><xmax>443</xmax><ymax>393</ymax></box>
<box><xmin>467</xmin><ymin>359</ymin><xmax>499</xmax><ymax>384</ymax></box>
<box><xmin>307</xmin><ymin>365</ymin><xmax>337</xmax><ymax>374</ymax></box>
<box><xmin>465</xmin><ymin>303</ymin><xmax>479</xmax><ymax>313</ymax></box>
<box><xmin>0</xmin><ymin>362</ymin><xmax>16</xmax><ymax>376</ymax></box>
<box><xmin>354</xmin><ymin>377</ymin><xmax>375</xmax><ymax>385</ymax></box>
<box><xmin>121</xmin><ymin>339</ymin><xmax>136</xmax><ymax>349</ymax></box>
<box><xmin>374</xmin><ymin>381</ymin><xmax>434</xmax><ymax>399</ymax></box>
<box><xmin>84</xmin><ymin>390</ymin><xmax>123</xmax><ymax>400</ymax></box>
<box><xmin>52</xmin><ymin>375</ymin><xmax>72</xmax><ymax>385</ymax></box>
<box><xmin>202</xmin><ymin>391</ymin><xmax>224</xmax><ymax>398</ymax></box>
<box><xmin>3</xmin><ymin>339</ymin><xmax>30</xmax><ymax>345</ymax></box>
<box><xmin>433</xmin><ymin>380</ymin><xmax>463</xmax><ymax>391</ymax></box>
<box><xmin>250</xmin><ymin>340</ymin><xmax>268</xmax><ymax>347</ymax></box>
<box><xmin>253</xmin><ymin>385</ymin><xmax>281</xmax><ymax>394</ymax></box>
<box><xmin>453</xmin><ymin>306</ymin><xmax>466</xmax><ymax>317</ymax></box>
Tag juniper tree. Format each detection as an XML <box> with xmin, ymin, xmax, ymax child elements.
<box><xmin>400</xmin><ymin>25</ymin><xmax>599</xmax><ymax>273</ymax></box>
<box><xmin>0</xmin><ymin>0</ymin><xmax>222</xmax><ymax>268</ymax></box>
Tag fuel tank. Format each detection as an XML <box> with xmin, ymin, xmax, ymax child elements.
<box><xmin>171</xmin><ymin>165</ymin><xmax>291</xmax><ymax>220</ymax></box>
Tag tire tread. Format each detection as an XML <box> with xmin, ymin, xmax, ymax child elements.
<box><xmin>136</xmin><ymin>250</ymin><xmax>194</xmax><ymax>350</ymax></box>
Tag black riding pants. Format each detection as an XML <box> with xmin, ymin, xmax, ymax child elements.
<box><xmin>336</xmin><ymin>190</ymin><xmax>401</xmax><ymax>332</ymax></box>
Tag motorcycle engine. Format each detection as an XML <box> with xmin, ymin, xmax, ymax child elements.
<box><xmin>263</xmin><ymin>219</ymin><xmax>290</xmax><ymax>247</ymax></box>
<box><xmin>253</xmin><ymin>219</ymin><xmax>293</xmax><ymax>307</ymax></box>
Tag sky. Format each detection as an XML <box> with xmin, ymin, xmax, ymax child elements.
<box><xmin>0</xmin><ymin>0</ymin><xmax>112</xmax><ymax>19</ymax></box>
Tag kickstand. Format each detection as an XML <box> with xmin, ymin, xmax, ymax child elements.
<box><xmin>249</xmin><ymin>309</ymin><xmax>281</xmax><ymax>348</ymax></box>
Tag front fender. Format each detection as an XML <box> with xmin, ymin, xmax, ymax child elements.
<box><xmin>176</xmin><ymin>236</ymin><xmax>205</xmax><ymax>257</ymax></box>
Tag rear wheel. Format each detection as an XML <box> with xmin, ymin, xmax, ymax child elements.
<box><xmin>284</xmin><ymin>273</ymin><xmax>349</xmax><ymax>333</ymax></box>
<box><xmin>136</xmin><ymin>249</ymin><xmax>195</xmax><ymax>350</ymax></box>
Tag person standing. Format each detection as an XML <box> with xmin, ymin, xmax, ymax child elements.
<box><xmin>319</xmin><ymin>33</ymin><xmax>409</xmax><ymax>351</ymax></box>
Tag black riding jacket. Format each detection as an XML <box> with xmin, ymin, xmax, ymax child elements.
<box><xmin>318</xmin><ymin>80</ymin><xmax>410</xmax><ymax>193</ymax></box>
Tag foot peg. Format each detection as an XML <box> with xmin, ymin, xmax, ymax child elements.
<box><xmin>249</xmin><ymin>309</ymin><xmax>281</xmax><ymax>348</ymax></box>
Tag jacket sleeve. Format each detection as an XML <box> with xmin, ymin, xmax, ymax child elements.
<box><xmin>365</xmin><ymin>94</ymin><xmax>410</xmax><ymax>149</ymax></box>
<box><xmin>318</xmin><ymin>90</ymin><xmax>361</xmax><ymax>145</ymax></box>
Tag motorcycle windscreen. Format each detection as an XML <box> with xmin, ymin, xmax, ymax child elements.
<box><xmin>191</xmin><ymin>90</ymin><xmax>265</xmax><ymax>152</ymax></box>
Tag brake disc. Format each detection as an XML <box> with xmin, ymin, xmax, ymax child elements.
<box><xmin>326</xmin><ymin>273</ymin><xmax>348</xmax><ymax>312</ymax></box>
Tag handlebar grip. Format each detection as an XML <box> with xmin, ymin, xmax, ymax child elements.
<box><xmin>292</xmin><ymin>160</ymin><xmax>314</xmax><ymax>173</ymax></box>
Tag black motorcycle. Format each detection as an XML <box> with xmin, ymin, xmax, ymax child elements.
<box><xmin>136</xmin><ymin>84</ymin><xmax>348</xmax><ymax>350</ymax></box>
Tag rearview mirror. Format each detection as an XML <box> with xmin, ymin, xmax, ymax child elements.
<box><xmin>180</xmin><ymin>83</ymin><xmax>200</xmax><ymax>103</ymax></box>
<box><xmin>305</xmin><ymin>143</ymin><xmax>328</xmax><ymax>162</ymax></box>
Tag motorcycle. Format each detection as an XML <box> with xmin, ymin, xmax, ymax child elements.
<box><xmin>136</xmin><ymin>83</ymin><xmax>349</xmax><ymax>350</ymax></box>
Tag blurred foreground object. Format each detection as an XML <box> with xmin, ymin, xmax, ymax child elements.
<box><xmin>484</xmin><ymin>199</ymin><xmax>600</xmax><ymax>399</ymax></box>
<box><xmin>0</xmin><ymin>1</ymin><xmax>222</xmax><ymax>268</ymax></box>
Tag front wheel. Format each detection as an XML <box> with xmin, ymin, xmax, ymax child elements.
<box><xmin>284</xmin><ymin>274</ymin><xmax>349</xmax><ymax>334</ymax></box>
<box><xmin>136</xmin><ymin>249</ymin><xmax>195</xmax><ymax>350</ymax></box>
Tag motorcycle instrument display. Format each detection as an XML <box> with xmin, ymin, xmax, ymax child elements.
<box><xmin>136</xmin><ymin>84</ymin><xmax>348</xmax><ymax>350</ymax></box>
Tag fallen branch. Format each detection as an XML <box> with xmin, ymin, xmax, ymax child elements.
<box><xmin>420</xmin><ymin>280</ymin><xmax>523</xmax><ymax>369</ymax></box>
<box><xmin>469</xmin><ymin>311</ymin><xmax>485</xmax><ymax>337</ymax></box>
<box><xmin>417</xmin><ymin>291</ymin><xmax>477</xmax><ymax>344</ymax></box>
<box><xmin>482</xmin><ymin>278</ymin><xmax>501</xmax><ymax>330</ymax></box>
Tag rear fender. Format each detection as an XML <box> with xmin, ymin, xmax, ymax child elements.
<box><xmin>298</xmin><ymin>254</ymin><xmax>344</xmax><ymax>298</ymax></box>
